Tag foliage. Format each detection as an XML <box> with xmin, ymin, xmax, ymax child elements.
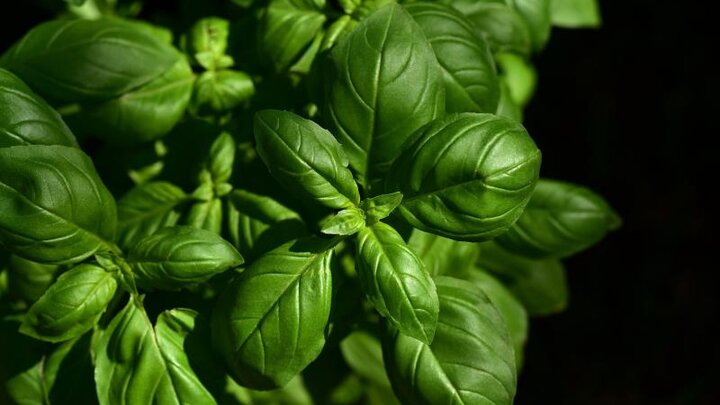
<box><xmin>0</xmin><ymin>0</ymin><xmax>612</xmax><ymax>403</ymax></box>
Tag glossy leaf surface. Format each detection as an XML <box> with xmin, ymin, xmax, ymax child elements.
<box><xmin>356</xmin><ymin>222</ymin><xmax>439</xmax><ymax>344</ymax></box>
<box><xmin>212</xmin><ymin>238</ymin><xmax>333</xmax><ymax>389</ymax></box>
<box><xmin>386</xmin><ymin>113</ymin><xmax>541</xmax><ymax>241</ymax></box>
<box><xmin>0</xmin><ymin>145</ymin><xmax>117</xmax><ymax>264</ymax></box>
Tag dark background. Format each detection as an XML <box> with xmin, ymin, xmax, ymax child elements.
<box><xmin>518</xmin><ymin>1</ymin><xmax>718</xmax><ymax>404</ymax></box>
<box><xmin>1</xmin><ymin>0</ymin><xmax>717</xmax><ymax>404</ymax></box>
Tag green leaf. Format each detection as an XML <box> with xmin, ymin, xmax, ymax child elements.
<box><xmin>20</xmin><ymin>264</ymin><xmax>117</xmax><ymax>343</ymax></box>
<box><xmin>460</xmin><ymin>268</ymin><xmax>528</xmax><ymax>367</ymax></box>
<box><xmin>0</xmin><ymin>145</ymin><xmax>117</xmax><ymax>264</ymax></box>
<box><xmin>0</xmin><ymin>68</ymin><xmax>77</xmax><ymax>148</ymax></box>
<box><xmin>254</xmin><ymin>109</ymin><xmax>361</xmax><ymax>209</ymax></box>
<box><xmin>321</xmin><ymin>207</ymin><xmax>366</xmax><ymax>235</ymax></box>
<box><xmin>506</xmin><ymin>0</ymin><xmax>552</xmax><ymax>50</ymax></box>
<box><xmin>187</xmin><ymin>198</ymin><xmax>223</xmax><ymax>234</ymax></box>
<box><xmin>361</xmin><ymin>192</ymin><xmax>403</xmax><ymax>224</ymax></box>
<box><xmin>127</xmin><ymin>226</ymin><xmax>243</xmax><ymax>290</ymax></box>
<box><xmin>187</xmin><ymin>17</ymin><xmax>231</xmax><ymax>70</ymax></box>
<box><xmin>407</xmin><ymin>229</ymin><xmax>479</xmax><ymax>277</ymax></box>
<box><xmin>259</xmin><ymin>0</ymin><xmax>327</xmax><ymax>72</ymax></box>
<box><xmin>0</xmin><ymin>18</ymin><xmax>179</xmax><ymax>103</ymax></box>
<box><xmin>406</xmin><ymin>2</ymin><xmax>500</xmax><ymax>114</ymax></box>
<box><xmin>77</xmin><ymin>57</ymin><xmax>194</xmax><ymax>144</ymax></box>
<box><xmin>325</xmin><ymin>3</ymin><xmax>445</xmax><ymax>188</ymax></box>
<box><xmin>550</xmin><ymin>0</ymin><xmax>601</xmax><ymax>28</ymax></box>
<box><xmin>0</xmin><ymin>318</ymin><xmax>47</xmax><ymax>405</ymax></box>
<box><xmin>116</xmin><ymin>181</ymin><xmax>188</xmax><ymax>250</ymax></box>
<box><xmin>495</xmin><ymin>80</ymin><xmax>523</xmax><ymax>121</ymax></box>
<box><xmin>496</xmin><ymin>52</ymin><xmax>537</xmax><ymax>108</ymax></box>
<box><xmin>452</xmin><ymin>1</ymin><xmax>532</xmax><ymax>56</ymax></box>
<box><xmin>340</xmin><ymin>331</ymin><xmax>391</xmax><ymax>388</ymax></box>
<box><xmin>7</xmin><ymin>255</ymin><xmax>60</xmax><ymax>303</ymax></box>
<box><xmin>356</xmin><ymin>222</ymin><xmax>439</xmax><ymax>344</ymax></box>
<box><xmin>207</xmin><ymin>132</ymin><xmax>236</xmax><ymax>185</ymax></box>
<box><xmin>477</xmin><ymin>242</ymin><xmax>568</xmax><ymax>315</ymax></box>
<box><xmin>496</xmin><ymin>178</ymin><xmax>621</xmax><ymax>258</ymax></box>
<box><xmin>385</xmin><ymin>113</ymin><xmax>541</xmax><ymax>241</ymax></box>
<box><xmin>94</xmin><ymin>301</ymin><xmax>216</xmax><ymax>405</ymax></box>
<box><xmin>212</xmin><ymin>238</ymin><xmax>333</xmax><ymax>389</ymax></box>
<box><xmin>192</xmin><ymin>70</ymin><xmax>255</xmax><ymax>114</ymax></box>
<box><xmin>226</xmin><ymin>189</ymin><xmax>307</xmax><ymax>261</ymax></box>
<box><xmin>383</xmin><ymin>276</ymin><xmax>517</xmax><ymax>405</ymax></box>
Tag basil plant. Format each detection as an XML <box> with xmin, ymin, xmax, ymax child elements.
<box><xmin>0</xmin><ymin>0</ymin><xmax>614</xmax><ymax>404</ymax></box>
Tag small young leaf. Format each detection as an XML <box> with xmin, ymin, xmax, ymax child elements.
<box><xmin>383</xmin><ymin>276</ymin><xmax>517</xmax><ymax>405</ymax></box>
<box><xmin>127</xmin><ymin>226</ymin><xmax>243</xmax><ymax>290</ymax></box>
<box><xmin>356</xmin><ymin>222</ymin><xmax>439</xmax><ymax>344</ymax></box>
<box><xmin>0</xmin><ymin>68</ymin><xmax>77</xmax><ymax>148</ymax></box>
<box><xmin>116</xmin><ymin>181</ymin><xmax>188</xmax><ymax>250</ymax></box>
<box><xmin>212</xmin><ymin>238</ymin><xmax>333</xmax><ymax>389</ymax></box>
<box><xmin>187</xmin><ymin>198</ymin><xmax>223</xmax><ymax>234</ymax></box>
<box><xmin>385</xmin><ymin>113</ymin><xmax>541</xmax><ymax>241</ymax></box>
<box><xmin>208</xmin><ymin>132</ymin><xmax>236</xmax><ymax>184</ymax></box>
<box><xmin>340</xmin><ymin>331</ymin><xmax>392</xmax><ymax>388</ymax></box>
<box><xmin>187</xmin><ymin>17</ymin><xmax>231</xmax><ymax>69</ymax></box>
<box><xmin>496</xmin><ymin>178</ymin><xmax>621</xmax><ymax>258</ymax></box>
<box><xmin>321</xmin><ymin>207</ymin><xmax>366</xmax><ymax>236</ymax></box>
<box><xmin>192</xmin><ymin>70</ymin><xmax>255</xmax><ymax>114</ymax></box>
<box><xmin>361</xmin><ymin>192</ymin><xmax>403</xmax><ymax>224</ymax></box>
<box><xmin>477</xmin><ymin>242</ymin><xmax>568</xmax><ymax>315</ymax></box>
<box><xmin>325</xmin><ymin>3</ymin><xmax>445</xmax><ymax>187</ymax></box>
<box><xmin>406</xmin><ymin>2</ymin><xmax>500</xmax><ymax>114</ymax></box>
<box><xmin>496</xmin><ymin>52</ymin><xmax>537</xmax><ymax>108</ymax></box>
<box><xmin>94</xmin><ymin>301</ymin><xmax>217</xmax><ymax>405</ymax></box>
<box><xmin>254</xmin><ymin>109</ymin><xmax>360</xmax><ymax>209</ymax></box>
<box><xmin>20</xmin><ymin>264</ymin><xmax>117</xmax><ymax>342</ymax></box>
<box><xmin>0</xmin><ymin>145</ymin><xmax>117</xmax><ymax>264</ymax></box>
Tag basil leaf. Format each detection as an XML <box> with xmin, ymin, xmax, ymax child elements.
<box><xmin>116</xmin><ymin>181</ymin><xmax>188</xmax><ymax>250</ymax></box>
<box><xmin>127</xmin><ymin>226</ymin><xmax>242</xmax><ymax>290</ymax></box>
<box><xmin>356</xmin><ymin>222</ymin><xmax>439</xmax><ymax>344</ymax></box>
<box><xmin>507</xmin><ymin>0</ymin><xmax>552</xmax><ymax>51</ymax></box>
<box><xmin>0</xmin><ymin>68</ymin><xmax>77</xmax><ymax>148</ymax></box>
<box><xmin>20</xmin><ymin>263</ymin><xmax>117</xmax><ymax>343</ymax></box>
<box><xmin>496</xmin><ymin>81</ymin><xmax>523</xmax><ymax>121</ymax></box>
<box><xmin>407</xmin><ymin>229</ymin><xmax>479</xmax><ymax>277</ymax></box>
<box><xmin>95</xmin><ymin>301</ymin><xmax>216</xmax><ymax>405</ymax></box>
<box><xmin>208</xmin><ymin>131</ymin><xmax>236</xmax><ymax>185</ymax></box>
<box><xmin>550</xmin><ymin>0</ymin><xmax>601</xmax><ymax>28</ymax></box>
<box><xmin>212</xmin><ymin>238</ymin><xmax>333</xmax><ymax>389</ymax></box>
<box><xmin>0</xmin><ymin>145</ymin><xmax>117</xmax><ymax>264</ymax></box>
<box><xmin>187</xmin><ymin>198</ymin><xmax>223</xmax><ymax>234</ymax></box>
<box><xmin>496</xmin><ymin>52</ymin><xmax>537</xmax><ymax>108</ymax></box>
<box><xmin>406</xmin><ymin>2</ymin><xmax>500</xmax><ymax>114</ymax></box>
<box><xmin>461</xmin><ymin>268</ymin><xmax>528</xmax><ymax>367</ymax></box>
<box><xmin>259</xmin><ymin>0</ymin><xmax>327</xmax><ymax>72</ymax></box>
<box><xmin>325</xmin><ymin>3</ymin><xmax>445</xmax><ymax>187</ymax></box>
<box><xmin>254</xmin><ymin>109</ymin><xmax>360</xmax><ymax>209</ymax></box>
<box><xmin>340</xmin><ymin>331</ymin><xmax>391</xmax><ymax>388</ymax></box>
<box><xmin>78</xmin><ymin>57</ymin><xmax>194</xmax><ymax>144</ymax></box>
<box><xmin>226</xmin><ymin>190</ymin><xmax>307</xmax><ymax>261</ymax></box>
<box><xmin>496</xmin><ymin>179</ymin><xmax>621</xmax><ymax>258</ymax></box>
<box><xmin>477</xmin><ymin>242</ymin><xmax>568</xmax><ymax>315</ymax></box>
<box><xmin>383</xmin><ymin>276</ymin><xmax>517</xmax><ymax>405</ymax></box>
<box><xmin>0</xmin><ymin>18</ymin><xmax>178</xmax><ymax>102</ymax></box>
<box><xmin>7</xmin><ymin>255</ymin><xmax>60</xmax><ymax>303</ymax></box>
<box><xmin>386</xmin><ymin>113</ymin><xmax>541</xmax><ymax>241</ymax></box>
<box><xmin>187</xmin><ymin>17</ymin><xmax>232</xmax><ymax>70</ymax></box>
<box><xmin>361</xmin><ymin>192</ymin><xmax>403</xmax><ymax>224</ymax></box>
<box><xmin>321</xmin><ymin>207</ymin><xmax>366</xmax><ymax>236</ymax></box>
<box><xmin>192</xmin><ymin>70</ymin><xmax>255</xmax><ymax>114</ymax></box>
<box><xmin>452</xmin><ymin>1</ymin><xmax>532</xmax><ymax>56</ymax></box>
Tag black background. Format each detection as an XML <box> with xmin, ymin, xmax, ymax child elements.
<box><xmin>1</xmin><ymin>0</ymin><xmax>717</xmax><ymax>404</ymax></box>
